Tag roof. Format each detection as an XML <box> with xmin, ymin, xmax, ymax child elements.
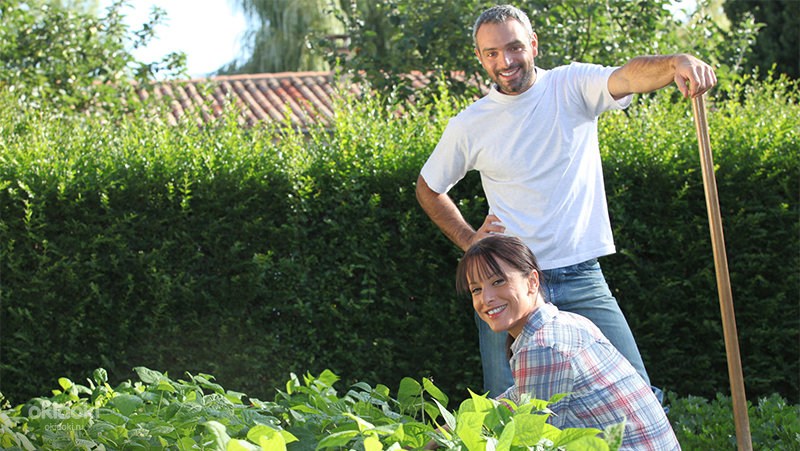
<box><xmin>133</xmin><ymin>71</ymin><xmax>339</xmax><ymax>129</ymax></box>
<box><xmin>135</xmin><ymin>71</ymin><xmax>487</xmax><ymax>130</ymax></box>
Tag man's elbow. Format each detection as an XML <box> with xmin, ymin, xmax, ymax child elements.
<box><xmin>415</xmin><ymin>174</ymin><xmax>431</xmax><ymax>204</ymax></box>
<box><xmin>608</xmin><ymin>68</ymin><xmax>633</xmax><ymax>100</ymax></box>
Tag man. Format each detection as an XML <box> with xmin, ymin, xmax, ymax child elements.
<box><xmin>416</xmin><ymin>4</ymin><xmax>716</xmax><ymax>397</ymax></box>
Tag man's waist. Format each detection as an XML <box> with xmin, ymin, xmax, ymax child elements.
<box><xmin>524</xmin><ymin>244</ymin><xmax>615</xmax><ymax>271</ymax></box>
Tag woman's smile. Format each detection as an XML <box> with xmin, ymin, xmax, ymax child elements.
<box><xmin>486</xmin><ymin>304</ymin><xmax>508</xmax><ymax>318</ymax></box>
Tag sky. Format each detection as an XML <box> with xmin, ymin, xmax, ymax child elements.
<box><xmin>105</xmin><ymin>0</ymin><xmax>697</xmax><ymax>80</ymax></box>
<box><xmin>102</xmin><ymin>0</ymin><xmax>248</xmax><ymax>78</ymax></box>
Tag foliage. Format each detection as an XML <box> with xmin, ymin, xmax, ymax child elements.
<box><xmin>670</xmin><ymin>0</ymin><xmax>762</xmax><ymax>94</ymax></box>
<box><xmin>222</xmin><ymin>0</ymin><xmax>769</xmax><ymax>102</ymax></box>
<box><xmin>0</xmin><ymin>72</ymin><xmax>797</xmax><ymax>411</ymax></box>
<box><xmin>320</xmin><ymin>0</ymin><xmax>485</xmax><ymax>99</ymax></box>
<box><xmin>599</xmin><ymin>72</ymin><xmax>799</xmax><ymax>401</ymax></box>
<box><xmin>319</xmin><ymin>0</ymin><xmax>765</xmax><ymax>102</ymax></box>
<box><xmin>0</xmin><ymin>368</ymin><xmax>620</xmax><ymax>450</ymax></box>
<box><xmin>667</xmin><ymin>391</ymin><xmax>800</xmax><ymax>450</ymax></box>
<box><xmin>0</xmin><ymin>0</ymin><xmax>186</xmax><ymax>113</ymax></box>
<box><xmin>220</xmin><ymin>0</ymin><xmax>342</xmax><ymax>74</ymax></box>
<box><xmin>723</xmin><ymin>0</ymin><xmax>799</xmax><ymax>79</ymax></box>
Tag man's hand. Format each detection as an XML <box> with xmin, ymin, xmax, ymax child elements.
<box><xmin>416</xmin><ymin>175</ymin><xmax>510</xmax><ymax>252</ymax></box>
<box><xmin>673</xmin><ymin>54</ymin><xmax>717</xmax><ymax>98</ymax></box>
<box><xmin>470</xmin><ymin>214</ymin><xmax>506</xmax><ymax>247</ymax></box>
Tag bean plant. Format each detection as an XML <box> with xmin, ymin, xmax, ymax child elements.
<box><xmin>0</xmin><ymin>368</ymin><xmax>620</xmax><ymax>450</ymax></box>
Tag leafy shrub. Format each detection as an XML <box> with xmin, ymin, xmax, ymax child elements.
<box><xmin>0</xmin><ymin>368</ymin><xmax>620</xmax><ymax>450</ymax></box>
<box><xmin>0</xmin><ymin>88</ymin><xmax>482</xmax><ymax>407</ymax></box>
<box><xmin>599</xmin><ymin>73</ymin><xmax>799</xmax><ymax>400</ymax></box>
<box><xmin>0</xmin><ymin>74</ymin><xmax>797</xmax><ymax>410</ymax></box>
<box><xmin>667</xmin><ymin>391</ymin><xmax>800</xmax><ymax>450</ymax></box>
<box><xmin>324</xmin><ymin>0</ymin><xmax>764</xmax><ymax>100</ymax></box>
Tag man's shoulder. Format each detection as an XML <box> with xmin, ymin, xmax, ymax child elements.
<box><xmin>547</xmin><ymin>62</ymin><xmax>614</xmax><ymax>80</ymax></box>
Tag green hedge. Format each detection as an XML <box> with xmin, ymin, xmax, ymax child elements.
<box><xmin>599</xmin><ymin>79</ymin><xmax>799</xmax><ymax>400</ymax></box>
<box><xmin>667</xmin><ymin>391</ymin><xmax>800</xmax><ymax>449</ymax></box>
<box><xmin>0</xmin><ymin>77</ymin><xmax>797</xmax><ymax>409</ymax></box>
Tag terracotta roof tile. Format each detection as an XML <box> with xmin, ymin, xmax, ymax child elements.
<box><xmin>133</xmin><ymin>71</ymin><xmax>336</xmax><ymax>130</ymax></box>
<box><xmin>136</xmin><ymin>70</ymin><xmax>486</xmax><ymax>129</ymax></box>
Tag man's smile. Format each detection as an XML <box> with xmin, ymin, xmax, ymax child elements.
<box><xmin>499</xmin><ymin>67</ymin><xmax>520</xmax><ymax>78</ymax></box>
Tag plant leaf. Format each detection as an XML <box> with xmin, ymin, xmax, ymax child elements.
<box><xmin>134</xmin><ymin>367</ymin><xmax>164</xmax><ymax>385</ymax></box>
<box><xmin>203</xmin><ymin>420</ymin><xmax>231</xmax><ymax>451</ymax></box>
<box><xmin>455</xmin><ymin>411</ymin><xmax>487</xmax><ymax>451</ymax></box>
<box><xmin>316</xmin><ymin>430</ymin><xmax>359</xmax><ymax>449</ymax></box>
<box><xmin>364</xmin><ymin>434</ymin><xmax>383</xmax><ymax>451</ymax></box>
<box><xmin>433</xmin><ymin>398</ymin><xmax>456</xmax><ymax>431</ymax></box>
<box><xmin>344</xmin><ymin>412</ymin><xmax>375</xmax><ymax>432</ymax></box>
<box><xmin>509</xmin><ymin>414</ymin><xmax>547</xmax><ymax>446</ymax></box>
<box><xmin>58</xmin><ymin>378</ymin><xmax>73</xmax><ymax>391</ymax></box>
<box><xmin>468</xmin><ymin>389</ymin><xmax>495</xmax><ymax>413</ymax></box>
<box><xmin>317</xmin><ymin>369</ymin><xmax>340</xmax><ymax>388</ymax></box>
<box><xmin>397</xmin><ymin>378</ymin><xmax>422</xmax><ymax>408</ymax></box>
<box><xmin>110</xmin><ymin>394</ymin><xmax>143</xmax><ymax>417</ymax></box>
<box><xmin>496</xmin><ymin>419</ymin><xmax>515</xmax><ymax>451</ymax></box>
<box><xmin>227</xmin><ymin>438</ymin><xmax>259</xmax><ymax>450</ymax></box>
<box><xmin>422</xmin><ymin>378</ymin><xmax>448</xmax><ymax>405</ymax></box>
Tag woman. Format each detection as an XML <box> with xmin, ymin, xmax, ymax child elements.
<box><xmin>456</xmin><ymin>235</ymin><xmax>679</xmax><ymax>450</ymax></box>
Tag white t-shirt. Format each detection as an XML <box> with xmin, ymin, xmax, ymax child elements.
<box><xmin>420</xmin><ymin>63</ymin><xmax>632</xmax><ymax>270</ymax></box>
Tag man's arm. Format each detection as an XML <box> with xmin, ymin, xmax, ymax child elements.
<box><xmin>608</xmin><ymin>54</ymin><xmax>717</xmax><ymax>100</ymax></box>
<box><xmin>415</xmin><ymin>174</ymin><xmax>504</xmax><ymax>251</ymax></box>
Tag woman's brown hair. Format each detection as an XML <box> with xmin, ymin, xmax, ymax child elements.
<box><xmin>455</xmin><ymin>235</ymin><xmax>543</xmax><ymax>296</ymax></box>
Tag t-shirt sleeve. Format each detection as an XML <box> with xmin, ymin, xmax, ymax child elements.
<box><xmin>568</xmin><ymin>63</ymin><xmax>632</xmax><ymax>116</ymax></box>
<box><xmin>419</xmin><ymin>118</ymin><xmax>471</xmax><ymax>194</ymax></box>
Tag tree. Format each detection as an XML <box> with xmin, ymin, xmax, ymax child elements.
<box><xmin>322</xmin><ymin>0</ymin><xmax>485</xmax><ymax>99</ymax></box>
<box><xmin>316</xmin><ymin>0</ymin><xmax>692</xmax><ymax>100</ymax></box>
<box><xmin>219</xmin><ymin>0</ymin><xmax>343</xmax><ymax>74</ymax></box>
<box><xmin>723</xmin><ymin>0</ymin><xmax>799</xmax><ymax>79</ymax></box>
<box><xmin>0</xmin><ymin>0</ymin><xmax>186</xmax><ymax>113</ymax></box>
<box><xmin>223</xmin><ymin>0</ymin><xmax>764</xmax><ymax>101</ymax></box>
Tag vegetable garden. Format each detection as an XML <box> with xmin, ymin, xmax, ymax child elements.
<box><xmin>1</xmin><ymin>73</ymin><xmax>798</xmax><ymax>449</ymax></box>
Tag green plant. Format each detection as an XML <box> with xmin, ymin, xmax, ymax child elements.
<box><xmin>321</xmin><ymin>0</ymin><xmax>764</xmax><ymax>102</ymax></box>
<box><xmin>0</xmin><ymin>0</ymin><xmax>186</xmax><ymax>113</ymax></box>
<box><xmin>599</xmin><ymin>73</ymin><xmax>799</xmax><ymax>401</ymax></box>
<box><xmin>667</xmin><ymin>391</ymin><xmax>800</xmax><ymax>450</ymax></box>
<box><xmin>0</xmin><ymin>73</ymin><xmax>797</xmax><ymax>409</ymax></box>
<box><xmin>0</xmin><ymin>368</ymin><xmax>621</xmax><ymax>450</ymax></box>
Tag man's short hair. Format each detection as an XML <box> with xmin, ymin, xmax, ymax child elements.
<box><xmin>473</xmin><ymin>4</ymin><xmax>534</xmax><ymax>48</ymax></box>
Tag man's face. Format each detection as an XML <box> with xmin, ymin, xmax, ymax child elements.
<box><xmin>474</xmin><ymin>20</ymin><xmax>538</xmax><ymax>95</ymax></box>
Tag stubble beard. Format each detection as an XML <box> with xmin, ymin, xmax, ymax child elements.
<box><xmin>494</xmin><ymin>64</ymin><xmax>535</xmax><ymax>95</ymax></box>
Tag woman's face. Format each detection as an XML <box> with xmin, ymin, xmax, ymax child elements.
<box><xmin>467</xmin><ymin>257</ymin><xmax>540</xmax><ymax>337</ymax></box>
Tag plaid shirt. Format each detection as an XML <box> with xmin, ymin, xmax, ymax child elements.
<box><xmin>497</xmin><ymin>303</ymin><xmax>680</xmax><ymax>450</ymax></box>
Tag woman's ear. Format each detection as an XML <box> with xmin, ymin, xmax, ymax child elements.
<box><xmin>527</xmin><ymin>270</ymin><xmax>540</xmax><ymax>295</ymax></box>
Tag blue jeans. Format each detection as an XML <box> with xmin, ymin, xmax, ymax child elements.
<box><xmin>476</xmin><ymin>258</ymin><xmax>651</xmax><ymax>397</ymax></box>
